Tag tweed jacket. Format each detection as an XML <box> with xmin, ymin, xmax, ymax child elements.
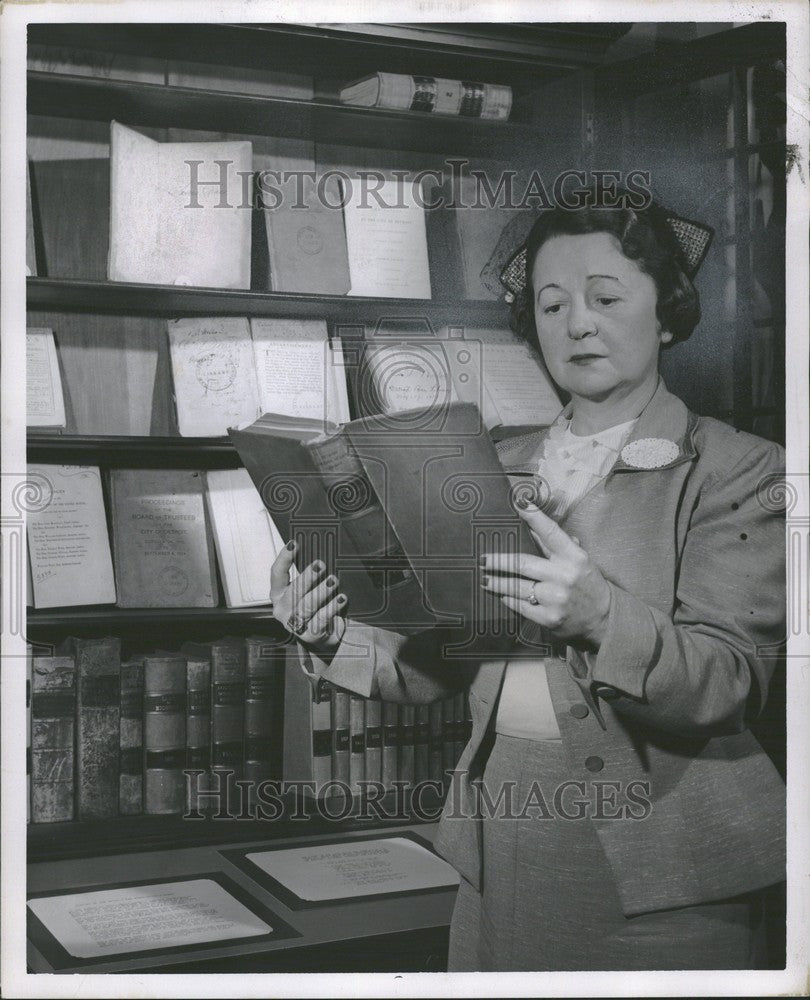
<box><xmin>300</xmin><ymin>378</ymin><xmax>787</xmax><ymax>916</ymax></box>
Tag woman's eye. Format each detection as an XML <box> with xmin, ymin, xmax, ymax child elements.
<box><xmin>596</xmin><ymin>296</ymin><xmax>619</xmax><ymax>307</ymax></box>
<box><xmin>542</xmin><ymin>303</ymin><xmax>564</xmax><ymax>315</ymax></box>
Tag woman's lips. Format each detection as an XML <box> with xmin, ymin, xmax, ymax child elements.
<box><xmin>568</xmin><ymin>354</ymin><xmax>605</xmax><ymax>364</ymax></box>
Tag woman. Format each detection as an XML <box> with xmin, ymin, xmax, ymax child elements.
<box><xmin>270</xmin><ymin>196</ymin><xmax>787</xmax><ymax>971</ymax></box>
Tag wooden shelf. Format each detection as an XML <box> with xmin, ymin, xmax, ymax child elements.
<box><xmin>28</xmin><ymin>277</ymin><xmax>510</xmax><ymax>327</ymax></box>
<box><xmin>27</xmin><ymin>787</ymin><xmax>446</xmax><ymax>862</ymax></box>
<box><xmin>28</xmin><ymin>433</ymin><xmax>243</xmax><ymax>469</ymax></box>
<box><xmin>26</xmin><ymin>605</ymin><xmax>282</xmax><ymax>632</ymax></box>
<box><xmin>28</xmin><ymin>21</ymin><xmax>631</xmax><ymax>84</ymax></box>
<box><xmin>28</xmin><ymin>71</ymin><xmax>538</xmax><ymax>159</ymax></box>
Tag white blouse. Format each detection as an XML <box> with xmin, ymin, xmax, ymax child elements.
<box><xmin>493</xmin><ymin>414</ymin><xmax>638</xmax><ymax>741</ymax></box>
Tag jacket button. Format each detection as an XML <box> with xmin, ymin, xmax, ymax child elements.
<box><xmin>569</xmin><ymin>703</ymin><xmax>589</xmax><ymax>719</ymax></box>
<box><xmin>585</xmin><ymin>756</ymin><xmax>604</xmax><ymax>772</ymax></box>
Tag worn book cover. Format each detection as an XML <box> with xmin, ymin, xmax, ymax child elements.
<box><xmin>31</xmin><ymin>655</ymin><xmax>76</xmax><ymax>823</ymax></box>
<box><xmin>230</xmin><ymin>401</ymin><xmax>534</xmax><ymax>633</ymax></box>
<box><xmin>244</xmin><ymin>636</ymin><xmax>285</xmax><ymax>788</ymax></box>
<box><xmin>119</xmin><ymin>656</ymin><xmax>145</xmax><ymax>816</ymax></box>
<box><xmin>143</xmin><ymin>654</ymin><xmax>187</xmax><ymax>815</ymax></box>
<box><xmin>62</xmin><ymin>636</ymin><xmax>121</xmax><ymax>821</ymax></box>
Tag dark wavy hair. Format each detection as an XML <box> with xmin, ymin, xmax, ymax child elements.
<box><xmin>510</xmin><ymin>198</ymin><xmax>702</xmax><ymax>349</ymax></box>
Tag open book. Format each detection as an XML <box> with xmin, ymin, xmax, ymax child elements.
<box><xmin>229</xmin><ymin>402</ymin><xmax>535</xmax><ymax>634</ymax></box>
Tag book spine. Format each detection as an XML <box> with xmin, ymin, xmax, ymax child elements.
<box><xmin>31</xmin><ymin>656</ymin><xmax>76</xmax><ymax>823</ymax></box>
<box><xmin>363</xmin><ymin>73</ymin><xmax>511</xmax><ymax>120</ymax></box>
<box><xmin>349</xmin><ymin>694</ymin><xmax>366</xmax><ymax>795</ymax></box>
<box><xmin>364</xmin><ymin>698</ymin><xmax>382</xmax><ymax>786</ymax></box>
<box><xmin>244</xmin><ymin>637</ymin><xmax>285</xmax><ymax>787</ymax></box>
<box><xmin>398</xmin><ymin>704</ymin><xmax>415</xmax><ymax>788</ymax></box>
<box><xmin>144</xmin><ymin>656</ymin><xmax>187</xmax><ymax>815</ymax></box>
<box><xmin>210</xmin><ymin>640</ymin><xmax>246</xmax><ymax>793</ymax></box>
<box><xmin>414</xmin><ymin>703</ymin><xmax>430</xmax><ymax>786</ymax></box>
<box><xmin>119</xmin><ymin>657</ymin><xmax>144</xmax><ymax>815</ymax></box>
<box><xmin>381</xmin><ymin>700</ymin><xmax>399</xmax><ymax>793</ymax></box>
<box><xmin>185</xmin><ymin>655</ymin><xmax>211</xmax><ymax>813</ymax></box>
<box><xmin>428</xmin><ymin>699</ymin><xmax>444</xmax><ymax>785</ymax></box>
<box><xmin>311</xmin><ymin>678</ymin><xmax>332</xmax><ymax>798</ymax></box>
<box><xmin>73</xmin><ymin>636</ymin><xmax>121</xmax><ymax>820</ymax></box>
<box><xmin>331</xmin><ymin>689</ymin><xmax>350</xmax><ymax>787</ymax></box>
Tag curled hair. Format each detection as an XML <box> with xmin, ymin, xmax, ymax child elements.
<box><xmin>510</xmin><ymin>197</ymin><xmax>702</xmax><ymax>348</ymax></box>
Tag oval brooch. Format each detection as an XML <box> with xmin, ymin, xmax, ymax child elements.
<box><xmin>620</xmin><ymin>437</ymin><xmax>680</xmax><ymax>469</ymax></box>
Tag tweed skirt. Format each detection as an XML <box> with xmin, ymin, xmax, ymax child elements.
<box><xmin>447</xmin><ymin>733</ymin><xmax>768</xmax><ymax>972</ymax></box>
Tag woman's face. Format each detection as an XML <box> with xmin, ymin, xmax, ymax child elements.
<box><xmin>531</xmin><ymin>231</ymin><xmax>672</xmax><ymax>403</ymax></box>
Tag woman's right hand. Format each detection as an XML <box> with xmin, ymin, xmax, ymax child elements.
<box><xmin>270</xmin><ymin>541</ymin><xmax>347</xmax><ymax>655</ymax></box>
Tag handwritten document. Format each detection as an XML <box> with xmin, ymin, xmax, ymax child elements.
<box><xmin>28</xmin><ymin>879</ymin><xmax>271</xmax><ymax>959</ymax></box>
<box><xmin>246</xmin><ymin>836</ymin><xmax>459</xmax><ymax>901</ymax></box>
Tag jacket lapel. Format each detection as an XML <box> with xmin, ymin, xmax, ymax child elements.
<box><xmin>495</xmin><ymin>377</ymin><xmax>699</xmax><ymax>479</ymax></box>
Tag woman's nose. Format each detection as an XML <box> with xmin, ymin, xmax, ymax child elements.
<box><xmin>567</xmin><ymin>299</ymin><xmax>597</xmax><ymax>339</ymax></box>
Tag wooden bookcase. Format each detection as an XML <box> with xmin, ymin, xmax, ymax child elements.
<box><xmin>25</xmin><ymin>12</ymin><xmax>785</xmax><ymax>877</ymax></box>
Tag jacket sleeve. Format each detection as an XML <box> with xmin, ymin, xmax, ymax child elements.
<box><xmin>569</xmin><ymin>439</ymin><xmax>786</xmax><ymax>737</ymax></box>
<box><xmin>296</xmin><ymin>620</ymin><xmax>500</xmax><ymax>704</ymax></box>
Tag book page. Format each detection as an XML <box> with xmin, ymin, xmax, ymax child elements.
<box><xmin>26</xmin><ymin>465</ymin><xmax>116</xmax><ymax>608</ymax></box>
<box><xmin>167</xmin><ymin>317</ymin><xmax>260</xmax><ymax>437</ymax></box>
<box><xmin>26</xmin><ymin>328</ymin><xmax>66</xmax><ymax>427</ymax></box>
<box><xmin>204</xmin><ymin>468</ymin><xmax>278</xmax><ymax>607</ymax></box>
<box><xmin>246</xmin><ymin>837</ymin><xmax>459</xmax><ymax>901</ymax></box>
<box><xmin>251</xmin><ymin>318</ymin><xmax>332</xmax><ymax>424</ymax></box>
<box><xmin>327</xmin><ymin>337</ymin><xmax>352</xmax><ymax>424</ymax></box>
<box><xmin>28</xmin><ymin>879</ymin><xmax>271</xmax><ymax>959</ymax></box>
<box><xmin>342</xmin><ymin>178</ymin><xmax>432</xmax><ymax>299</ymax></box>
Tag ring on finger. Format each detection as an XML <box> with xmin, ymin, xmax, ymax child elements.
<box><xmin>286</xmin><ymin>612</ymin><xmax>309</xmax><ymax>636</ymax></box>
<box><xmin>527</xmin><ymin>582</ymin><xmax>540</xmax><ymax>606</ymax></box>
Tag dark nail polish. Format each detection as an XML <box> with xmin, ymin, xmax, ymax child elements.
<box><xmin>326</xmin><ymin>576</ymin><xmax>336</xmax><ymax>587</ymax></box>
<box><xmin>313</xmin><ymin>561</ymin><xmax>325</xmax><ymax>573</ymax></box>
<box><xmin>481</xmin><ymin>576</ymin><xmax>490</xmax><ymax>588</ymax></box>
<box><xmin>286</xmin><ymin>539</ymin><xmax>296</xmax><ymax>551</ymax></box>
<box><xmin>336</xmin><ymin>594</ymin><xmax>347</xmax><ymax>605</ymax></box>
<box><xmin>479</xmin><ymin>556</ymin><xmax>487</xmax><ymax>568</ymax></box>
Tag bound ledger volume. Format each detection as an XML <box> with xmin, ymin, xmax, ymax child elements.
<box><xmin>230</xmin><ymin>401</ymin><xmax>535</xmax><ymax>632</ymax></box>
<box><xmin>244</xmin><ymin>636</ymin><xmax>286</xmax><ymax>788</ymax></box>
<box><xmin>107</xmin><ymin>121</ymin><xmax>252</xmax><ymax>289</ymax></box>
<box><xmin>184</xmin><ymin>648</ymin><xmax>212</xmax><ymax>809</ymax></box>
<box><xmin>339</xmin><ymin>72</ymin><xmax>512</xmax><ymax>121</ymax></box>
<box><xmin>118</xmin><ymin>656</ymin><xmax>145</xmax><ymax>816</ymax></box>
<box><xmin>63</xmin><ymin>636</ymin><xmax>121</xmax><ymax>821</ymax></box>
<box><xmin>143</xmin><ymin>654</ymin><xmax>187</xmax><ymax>815</ymax></box>
<box><xmin>31</xmin><ymin>656</ymin><xmax>76</xmax><ymax>823</ymax></box>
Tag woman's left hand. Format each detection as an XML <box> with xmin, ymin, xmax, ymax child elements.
<box><xmin>481</xmin><ymin>503</ymin><xmax>612</xmax><ymax>650</ymax></box>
